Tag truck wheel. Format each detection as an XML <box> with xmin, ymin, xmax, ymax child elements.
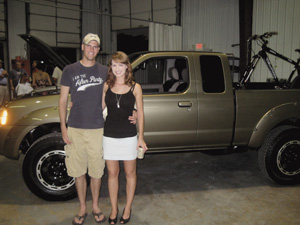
<box><xmin>22</xmin><ymin>133</ymin><xmax>76</xmax><ymax>201</ymax></box>
<box><xmin>258</xmin><ymin>126</ymin><xmax>300</xmax><ymax>185</ymax></box>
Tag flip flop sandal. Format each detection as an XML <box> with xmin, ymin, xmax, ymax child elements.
<box><xmin>92</xmin><ymin>211</ymin><xmax>106</xmax><ymax>223</ymax></box>
<box><xmin>72</xmin><ymin>213</ymin><xmax>88</xmax><ymax>225</ymax></box>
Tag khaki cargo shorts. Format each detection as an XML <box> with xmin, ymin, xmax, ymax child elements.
<box><xmin>64</xmin><ymin>127</ymin><xmax>105</xmax><ymax>179</ymax></box>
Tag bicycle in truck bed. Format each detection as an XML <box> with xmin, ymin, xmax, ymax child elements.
<box><xmin>238</xmin><ymin>31</ymin><xmax>300</xmax><ymax>89</ymax></box>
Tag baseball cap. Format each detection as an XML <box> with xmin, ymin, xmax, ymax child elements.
<box><xmin>82</xmin><ymin>33</ymin><xmax>100</xmax><ymax>46</ymax></box>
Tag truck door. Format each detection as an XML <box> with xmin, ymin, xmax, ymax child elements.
<box><xmin>195</xmin><ymin>54</ymin><xmax>235</xmax><ymax>147</ymax></box>
<box><xmin>132</xmin><ymin>54</ymin><xmax>198</xmax><ymax>149</ymax></box>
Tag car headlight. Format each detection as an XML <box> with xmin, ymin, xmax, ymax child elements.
<box><xmin>0</xmin><ymin>110</ymin><xmax>8</xmax><ymax>125</ymax></box>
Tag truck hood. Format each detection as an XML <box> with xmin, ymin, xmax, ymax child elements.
<box><xmin>18</xmin><ymin>34</ymin><xmax>69</xmax><ymax>70</ymax></box>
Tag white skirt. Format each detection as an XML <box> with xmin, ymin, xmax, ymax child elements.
<box><xmin>103</xmin><ymin>135</ymin><xmax>138</xmax><ymax>160</ymax></box>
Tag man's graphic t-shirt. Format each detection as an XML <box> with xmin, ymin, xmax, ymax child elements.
<box><xmin>60</xmin><ymin>61</ymin><xmax>108</xmax><ymax>129</ymax></box>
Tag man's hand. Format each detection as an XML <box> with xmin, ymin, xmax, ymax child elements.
<box><xmin>129</xmin><ymin>110</ymin><xmax>137</xmax><ymax>124</ymax></box>
<box><xmin>1</xmin><ymin>70</ymin><xmax>8</xmax><ymax>77</ymax></box>
<box><xmin>61</xmin><ymin>126</ymin><xmax>71</xmax><ymax>144</ymax></box>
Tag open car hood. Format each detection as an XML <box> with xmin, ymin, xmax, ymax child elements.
<box><xmin>18</xmin><ymin>34</ymin><xmax>69</xmax><ymax>70</ymax></box>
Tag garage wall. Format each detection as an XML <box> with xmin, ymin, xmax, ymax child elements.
<box><xmin>82</xmin><ymin>0</ymin><xmax>112</xmax><ymax>57</ymax></box>
<box><xmin>182</xmin><ymin>0</ymin><xmax>239</xmax><ymax>57</ymax></box>
<box><xmin>6</xmin><ymin>0</ymin><xmax>299</xmax><ymax>82</ymax></box>
<box><xmin>111</xmin><ymin>0</ymin><xmax>177</xmax><ymax>30</ymax></box>
<box><xmin>251</xmin><ymin>0</ymin><xmax>300</xmax><ymax>82</ymax></box>
<box><xmin>28</xmin><ymin>0</ymin><xmax>81</xmax><ymax>48</ymax></box>
<box><xmin>7</xmin><ymin>0</ymin><xmax>27</xmax><ymax>61</ymax></box>
<box><xmin>0</xmin><ymin>0</ymin><xmax>5</xmax><ymax>38</ymax></box>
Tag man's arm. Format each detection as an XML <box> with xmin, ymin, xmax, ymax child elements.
<box><xmin>0</xmin><ymin>69</ymin><xmax>8</xmax><ymax>78</ymax></box>
<box><xmin>9</xmin><ymin>78</ymin><xmax>14</xmax><ymax>90</ymax></box>
<box><xmin>102</xmin><ymin>82</ymin><xmax>108</xmax><ymax>110</ymax></box>
<box><xmin>59</xmin><ymin>85</ymin><xmax>71</xmax><ymax>144</ymax></box>
<box><xmin>23</xmin><ymin>69</ymin><xmax>29</xmax><ymax>77</ymax></box>
<box><xmin>52</xmin><ymin>67</ymin><xmax>60</xmax><ymax>85</ymax></box>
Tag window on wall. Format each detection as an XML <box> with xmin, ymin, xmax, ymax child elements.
<box><xmin>111</xmin><ymin>0</ymin><xmax>177</xmax><ymax>31</ymax></box>
<box><xmin>133</xmin><ymin>56</ymin><xmax>189</xmax><ymax>94</ymax></box>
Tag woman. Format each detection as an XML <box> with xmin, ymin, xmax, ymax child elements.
<box><xmin>102</xmin><ymin>51</ymin><xmax>147</xmax><ymax>224</ymax></box>
<box><xmin>32</xmin><ymin>62</ymin><xmax>52</xmax><ymax>88</ymax></box>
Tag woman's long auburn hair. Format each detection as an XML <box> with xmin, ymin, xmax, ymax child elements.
<box><xmin>106</xmin><ymin>51</ymin><xmax>134</xmax><ymax>88</ymax></box>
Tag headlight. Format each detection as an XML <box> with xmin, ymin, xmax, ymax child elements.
<box><xmin>0</xmin><ymin>110</ymin><xmax>8</xmax><ymax>125</ymax></box>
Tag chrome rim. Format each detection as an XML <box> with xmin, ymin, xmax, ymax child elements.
<box><xmin>36</xmin><ymin>150</ymin><xmax>75</xmax><ymax>191</ymax></box>
<box><xmin>277</xmin><ymin>140</ymin><xmax>300</xmax><ymax>176</ymax></box>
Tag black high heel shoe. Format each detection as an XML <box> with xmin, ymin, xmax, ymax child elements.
<box><xmin>120</xmin><ymin>208</ymin><xmax>131</xmax><ymax>224</ymax></box>
<box><xmin>108</xmin><ymin>209</ymin><xmax>119</xmax><ymax>225</ymax></box>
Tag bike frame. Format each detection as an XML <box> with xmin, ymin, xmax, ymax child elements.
<box><xmin>240</xmin><ymin>42</ymin><xmax>300</xmax><ymax>87</ymax></box>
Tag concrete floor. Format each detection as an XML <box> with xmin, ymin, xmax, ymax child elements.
<box><xmin>0</xmin><ymin>150</ymin><xmax>299</xmax><ymax>225</ymax></box>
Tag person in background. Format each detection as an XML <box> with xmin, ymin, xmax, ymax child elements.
<box><xmin>15</xmin><ymin>73</ymin><xmax>33</xmax><ymax>96</ymax></box>
<box><xmin>59</xmin><ymin>33</ymin><xmax>107</xmax><ymax>225</ymax></box>
<box><xmin>102</xmin><ymin>51</ymin><xmax>148</xmax><ymax>224</ymax></box>
<box><xmin>52</xmin><ymin>66</ymin><xmax>62</xmax><ymax>88</ymax></box>
<box><xmin>31</xmin><ymin>60</ymin><xmax>39</xmax><ymax>74</ymax></box>
<box><xmin>32</xmin><ymin>62</ymin><xmax>52</xmax><ymax>88</ymax></box>
<box><xmin>9</xmin><ymin>60</ymin><xmax>29</xmax><ymax>98</ymax></box>
<box><xmin>0</xmin><ymin>59</ymin><xmax>10</xmax><ymax>105</ymax></box>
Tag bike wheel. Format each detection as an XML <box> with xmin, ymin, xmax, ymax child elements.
<box><xmin>289</xmin><ymin>74</ymin><xmax>300</xmax><ymax>89</ymax></box>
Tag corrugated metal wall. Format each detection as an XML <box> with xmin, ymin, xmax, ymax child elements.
<box><xmin>5</xmin><ymin>0</ymin><xmax>300</xmax><ymax>80</ymax></box>
<box><xmin>82</xmin><ymin>0</ymin><xmax>112</xmax><ymax>64</ymax></box>
<box><xmin>252</xmin><ymin>0</ymin><xmax>300</xmax><ymax>82</ymax></box>
<box><xmin>29</xmin><ymin>0</ymin><xmax>81</xmax><ymax>48</ymax></box>
<box><xmin>182</xmin><ymin>0</ymin><xmax>239</xmax><ymax>57</ymax></box>
<box><xmin>111</xmin><ymin>0</ymin><xmax>177</xmax><ymax>30</ymax></box>
<box><xmin>7</xmin><ymin>0</ymin><xmax>27</xmax><ymax>61</ymax></box>
<box><xmin>0</xmin><ymin>0</ymin><xmax>5</xmax><ymax>38</ymax></box>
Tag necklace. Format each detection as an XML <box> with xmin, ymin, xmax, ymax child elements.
<box><xmin>114</xmin><ymin>82</ymin><xmax>125</xmax><ymax>109</ymax></box>
<box><xmin>116</xmin><ymin>93</ymin><xmax>122</xmax><ymax>108</ymax></box>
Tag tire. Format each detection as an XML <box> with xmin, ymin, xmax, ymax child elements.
<box><xmin>258</xmin><ymin>126</ymin><xmax>300</xmax><ymax>185</ymax></box>
<box><xmin>290</xmin><ymin>75</ymin><xmax>300</xmax><ymax>89</ymax></box>
<box><xmin>22</xmin><ymin>133</ymin><xmax>76</xmax><ymax>201</ymax></box>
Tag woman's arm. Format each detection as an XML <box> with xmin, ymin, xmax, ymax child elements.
<box><xmin>134</xmin><ymin>83</ymin><xmax>148</xmax><ymax>151</ymax></box>
<box><xmin>32</xmin><ymin>73</ymin><xmax>37</xmax><ymax>87</ymax></box>
<box><xmin>45</xmin><ymin>72</ymin><xmax>52</xmax><ymax>86</ymax></box>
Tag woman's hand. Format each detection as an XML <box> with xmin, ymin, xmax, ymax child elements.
<box><xmin>137</xmin><ymin>139</ymin><xmax>148</xmax><ymax>152</ymax></box>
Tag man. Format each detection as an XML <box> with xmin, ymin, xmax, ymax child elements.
<box><xmin>59</xmin><ymin>33</ymin><xmax>107</xmax><ymax>225</ymax></box>
<box><xmin>9</xmin><ymin>60</ymin><xmax>29</xmax><ymax>98</ymax></box>
<box><xmin>0</xmin><ymin>59</ymin><xmax>9</xmax><ymax>105</ymax></box>
<box><xmin>52</xmin><ymin>66</ymin><xmax>62</xmax><ymax>88</ymax></box>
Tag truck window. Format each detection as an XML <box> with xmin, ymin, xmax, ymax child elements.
<box><xmin>133</xmin><ymin>57</ymin><xmax>189</xmax><ymax>94</ymax></box>
<box><xmin>200</xmin><ymin>55</ymin><xmax>225</xmax><ymax>93</ymax></box>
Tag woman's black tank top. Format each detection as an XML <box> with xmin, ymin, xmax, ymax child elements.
<box><xmin>104</xmin><ymin>84</ymin><xmax>137</xmax><ymax>138</ymax></box>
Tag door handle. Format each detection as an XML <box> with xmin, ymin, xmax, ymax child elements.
<box><xmin>178</xmin><ymin>101</ymin><xmax>192</xmax><ymax>107</ymax></box>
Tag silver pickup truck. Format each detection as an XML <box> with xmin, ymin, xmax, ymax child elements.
<box><xmin>1</xmin><ymin>35</ymin><xmax>300</xmax><ymax>201</ymax></box>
